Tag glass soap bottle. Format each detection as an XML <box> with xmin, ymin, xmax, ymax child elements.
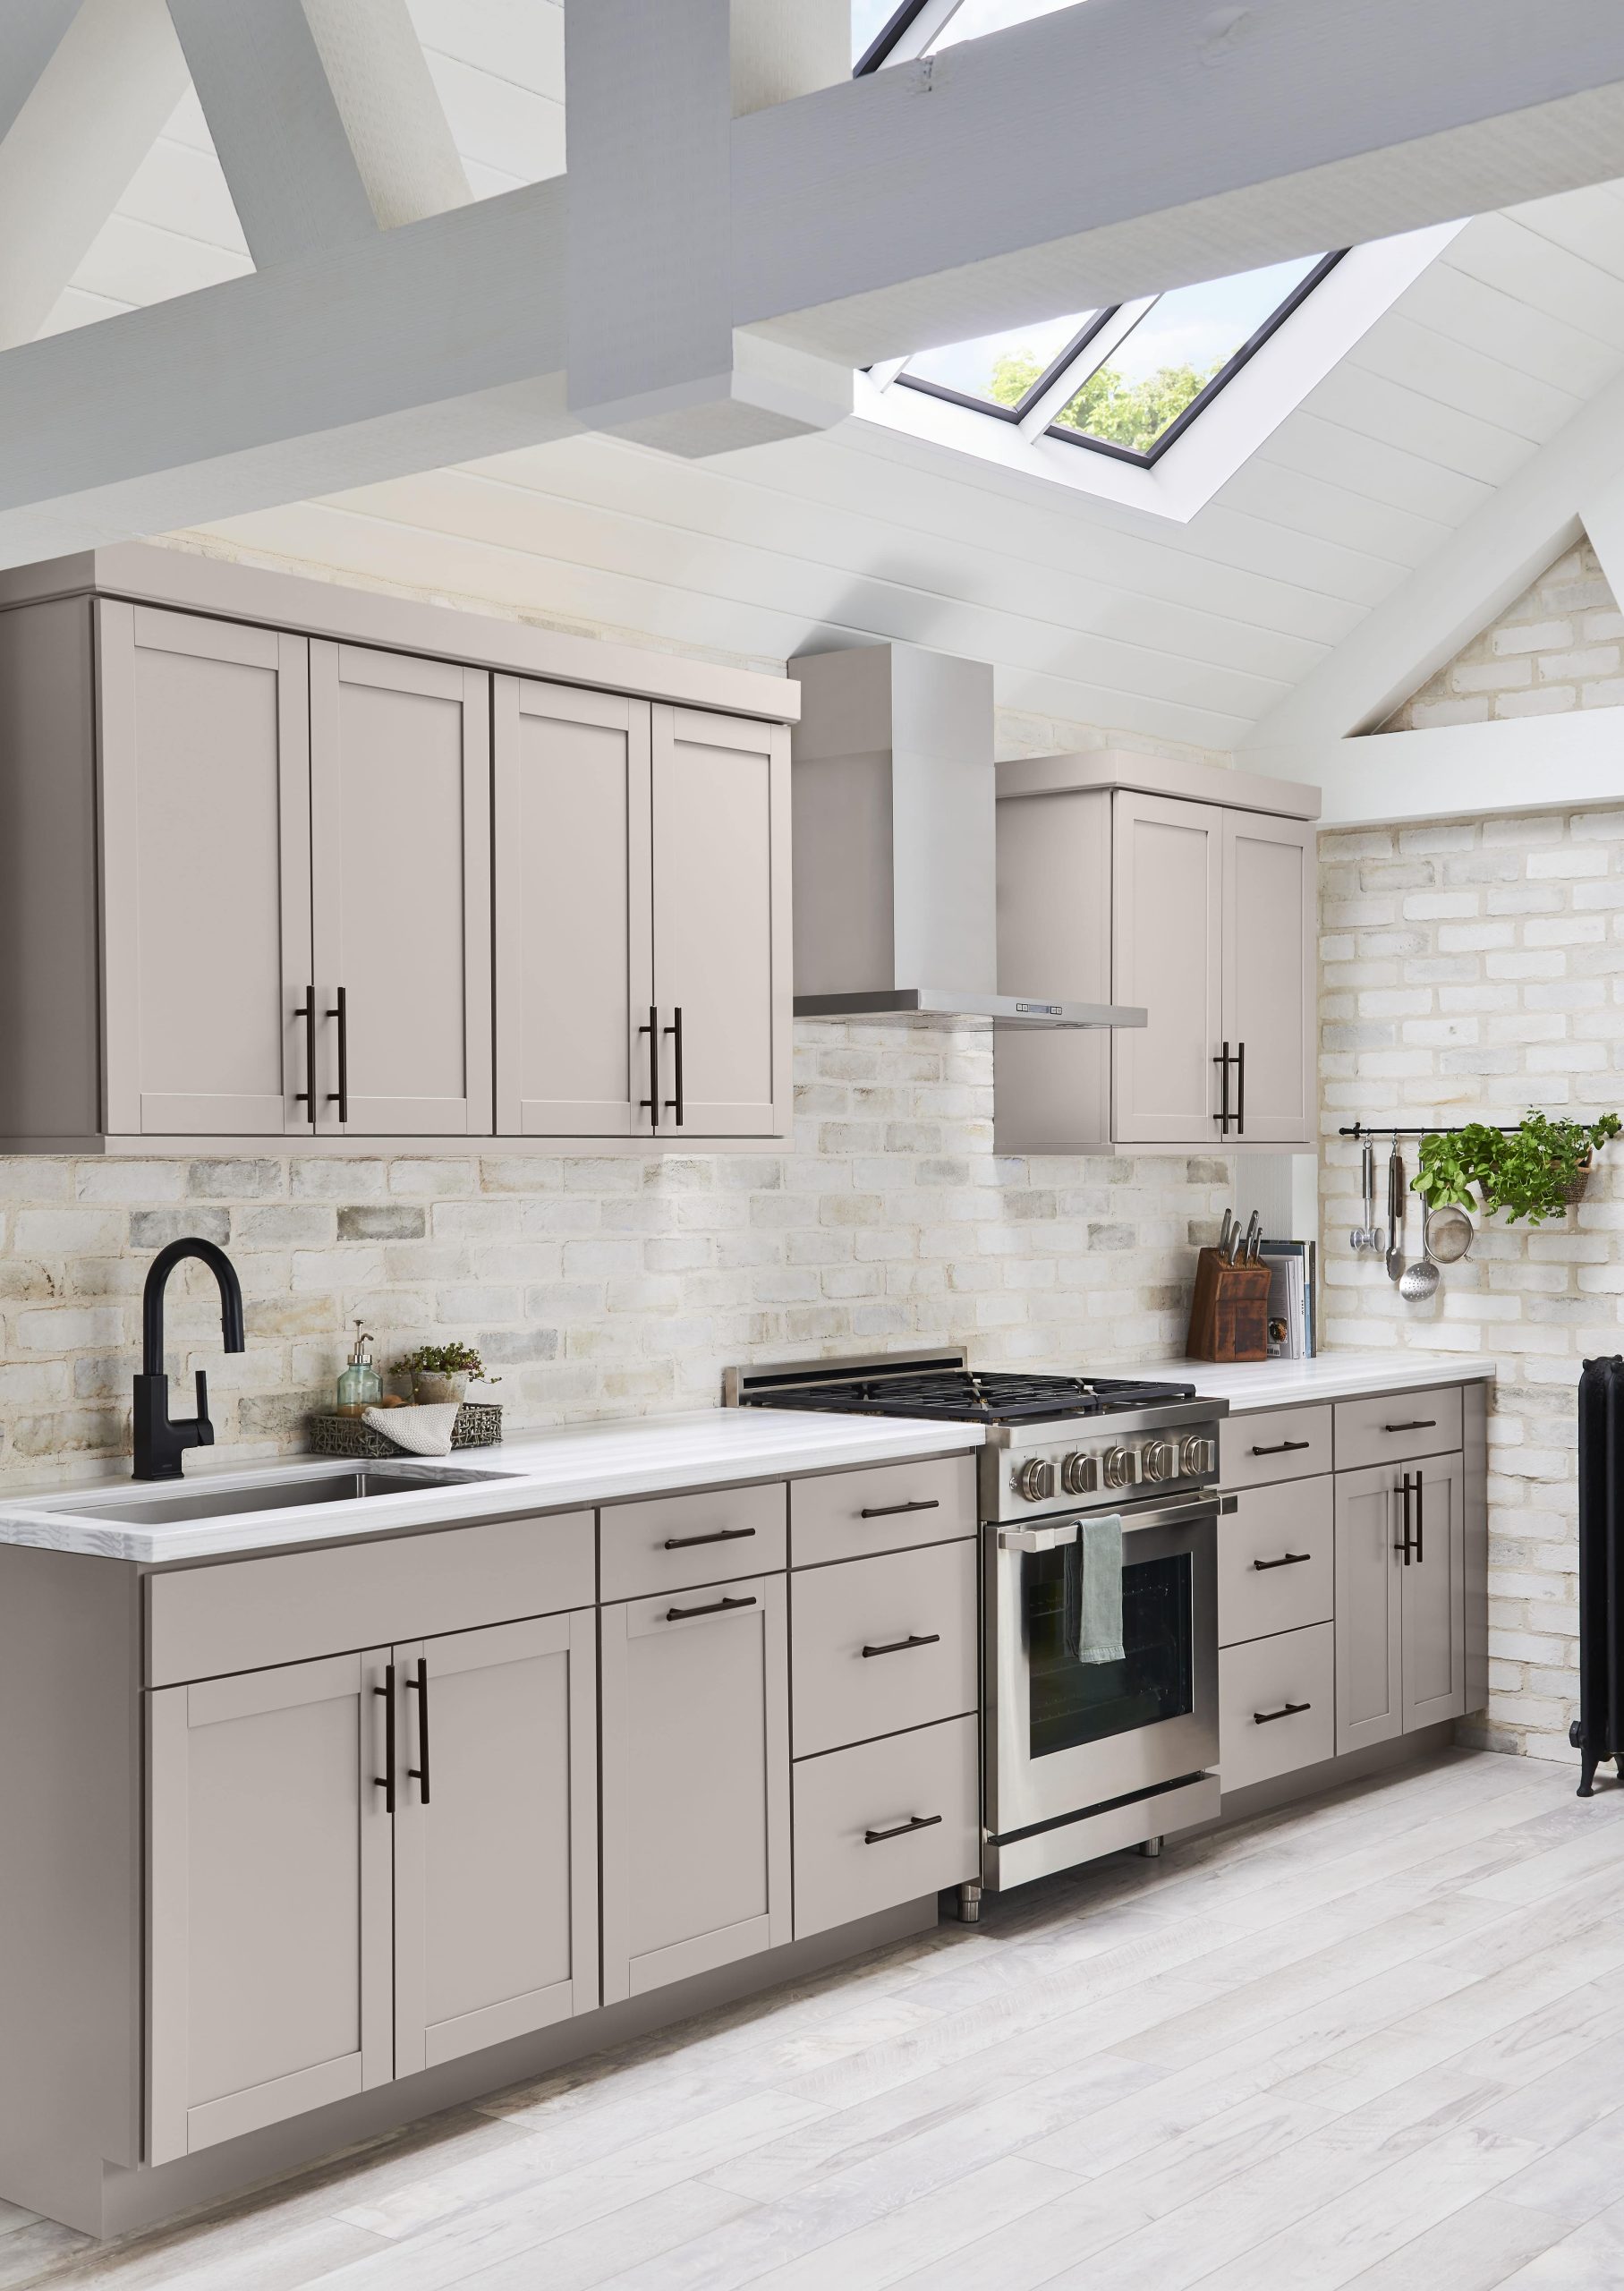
<box><xmin>336</xmin><ymin>1324</ymin><xmax>382</xmax><ymax>1417</ymax></box>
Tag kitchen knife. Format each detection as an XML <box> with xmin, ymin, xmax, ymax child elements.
<box><xmin>1246</xmin><ymin>1211</ymin><xmax>1261</xmax><ymax>1263</ymax></box>
<box><xmin>1386</xmin><ymin>1139</ymin><xmax>1405</xmax><ymax>1281</ymax></box>
<box><xmin>1218</xmin><ymin>1209</ymin><xmax>1233</xmax><ymax>1260</ymax></box>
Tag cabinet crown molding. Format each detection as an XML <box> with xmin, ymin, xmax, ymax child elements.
<box><xmin>996</xmin><ymin>749</ymin><xmax>1321</xmax><ymax>822</ymax></box>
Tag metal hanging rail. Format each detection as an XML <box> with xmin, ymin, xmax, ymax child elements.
<box><xmin>1337</xmin><ymin>1122</ymin><xmax>1522</xmax><ymax>1139</ymax></box>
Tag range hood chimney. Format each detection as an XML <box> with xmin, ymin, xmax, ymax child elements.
<box><xmin>790</xmin><ymin>643</ymin><xmax>1144</xmax><ymax>1030</ymax></box>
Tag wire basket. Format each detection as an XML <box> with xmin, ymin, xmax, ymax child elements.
<box><xmin>309</xmin><ymin>1403</ymin><xmax>504</xmax><ymax>1460</ymax></box>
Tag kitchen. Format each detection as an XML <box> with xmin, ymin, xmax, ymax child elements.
<box><xmin>1</xmin><ymin>3</ymin><xmax>1623</xmax><ymax>2285</ymax></box>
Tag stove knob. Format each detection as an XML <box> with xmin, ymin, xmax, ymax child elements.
<box><xmin>1016</xmin><ymin>1456</ymin><xmax>1057</xmax><ymax>1504</ymax></box>
<box><xmin>1102</xmin><ymin>1444</ymin><xmax>1141</xmax><ymax>1490</ymax></box>
<box><xmin>1179</xmin><ymin>1435</ymin><xmax>1217</xmax><ymax>1477</ymax></box>
<box><xmin>1061</xmin><ymin>1450</ymin><xmax>1098</xmax><ymax>1496</ymax></box>
<box><xmin>1143</xmin><ymin>1438</ymin><xmax>1178</xmax><ymax>1483</ymax></box>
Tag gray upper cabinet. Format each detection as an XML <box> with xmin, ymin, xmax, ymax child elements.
<box><xmin>147</xmin><ymin>1649</ymin><xmax>393</xmax><ymax>2166</ymax></box>
<box><xmin>650</xmin><ymin>704</ymin><xmax>791</xmax><ymax>1138</ymax></box>
<box><xmin>310</xmin><ymin>643</ymin><xmax>492</xmax><ymax>1137</ymax></box>
<box><xmin>599</xmin><ymin>1574</ymin><xmax>791</xmax><ymax>2005</ymax></box>
<box><xmin>0</xmin><ymin>552</ymin><xmax>798</xmax><ymax>1154</ymax></box>
<box><xmin>392</xmin><ymin>1613</ymin><xmax>599</xmax><ymax>2075</ymax></box>
<box><xmin>994</xmin><ymin>754</ymin><xmax>1319</xmax><ymax>1154</ymax></box>
<box><xmin>493</xmin><ymin>679</ymin><xmax>653</xmax><ymax>1137</ymax></box>
<box><xmin>99</xmin><ymin>602</ymin><xmax>313</xmax><ymax>1139</ymax></box>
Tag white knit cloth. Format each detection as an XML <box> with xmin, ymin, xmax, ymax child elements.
<box><xmin>362</xmin><ymin>1402</ymin><xmax>460</xmax><ymax>1458</ymax></box>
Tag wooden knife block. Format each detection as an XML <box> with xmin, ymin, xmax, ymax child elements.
<box><xmin>1186</xmin><ymin>1247</ymin><xmax>1271</xmax><ymax>1363</ymax></box>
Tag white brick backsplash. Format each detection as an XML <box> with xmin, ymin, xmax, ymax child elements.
<box><xmin>1321</xmin><ymin>786</ymin><xmax>1624</xmax><ymax>1769</ymax></box>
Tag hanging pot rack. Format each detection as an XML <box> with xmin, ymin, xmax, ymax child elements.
<box><xmin>1338</xmin><ymin>1122</ymin><xmax>1524</xmax><ymax>1139</ymax></box>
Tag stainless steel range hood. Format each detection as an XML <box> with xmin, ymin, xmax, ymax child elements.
<box><xmin>790</xmin><ymin>643</ymin><xmax>1144</xmax><ymax>1030</ymax></box>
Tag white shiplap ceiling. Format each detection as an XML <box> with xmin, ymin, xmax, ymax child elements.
<box><xmin>39</xmin><ymin>3</ymin><xmax>1624</xmax><ymax>757</ymax></box>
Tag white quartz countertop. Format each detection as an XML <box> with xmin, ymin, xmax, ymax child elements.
<box><xmin>1157</xmin><ymin>1352</ymin><xmax>1496</xmax><ymax>1414</ymax></box>
<box><xmin>0</xmin><ymin>1410</ymin><xmax>984</xmax><ymax>1564</ymax></box>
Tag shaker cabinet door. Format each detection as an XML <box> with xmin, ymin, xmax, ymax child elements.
<box><xmin>1333</xmin><ymin>1464</ymin><xmax>1404</xmax><ymax>1755</ymax></box>
<box><xmin>1221</xmin><ymin>808</ymin><xmax>1314</xmax><ymax>1146</ymax></box>
<box><xmin>1401</xmin><ymin>1453</ymin><xmax>1467</xmax><ymax>1733</ymax></box>
<box><xmin>310</xmin><ymin>642</ymin><xmax>492</xmax><ymax>1136</ymax></box>
<box><xmin>1110</xmin><ymin>790</ymin><xmax>1223</xmax><ymax>1145</ymax></box>
<box><xmin>147</xmin><ymin>1650</ymin><xmax>392</xmax><ymax>2167</ymax></box>
<box><xmin>392</xmin><ymin>1613</ymin><xmax>599</xmax><ymax>2075</ymax></box>
<box><xmin>493</xmin><ymin>678</ymin><xmax>654</xmax><ymax>1136</ymax></box>
<box><xmin>98</xmin><ymin>601</ymin><xmax>312</xmax><ymax>1137</ymax></box>
<box><xmin>599</xmin><ymin>1574</ymin><xmax>790</xmax><ymax>2005</ymax></box>
<box><xmin>650</xmin><ymin>705</ymin><xmax>790</xmax><ymax>1137</ymax></box>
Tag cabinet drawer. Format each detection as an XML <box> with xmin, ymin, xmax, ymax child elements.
<box><xmin>599</xmin><ymin>1482</ymin><xmax>786</xmax><ymax>1602</ymax></box>
<box><xmin>1219</xmin><ymin>1623</ymin><xmax>1335</xmax><ymax>1793</ymax></box>
<box><xmin>791</xmin><ymin>1453</ymin><xmax>976</xmax><ymax>1569</ymax></box>
<box><xmin>1334</xmin><ymin>1387</ymin><xmax>1462</xmax><ymax>1471</ymax></box>
<box><xmin>147</xmin><ymin>1512</ymin><xmax>594</xmax><ymax>1688</ymax></box>
<box><xmin>1223</xmin><ymin>1405</ymin><xmax>1331</xmax><ymax>1493</ymax></box>
<box><xmin>792</xmin><ymin>1542</ymin><xmax>976</xmax><ymax>1759</ymax></box>
<box><xmin>1218</xmin><ymin>1478</ymin><xmax>1333</xmax><ymax>1648</ymax></box>
<box><xmin>793</xmin><ymin>1715</ymin><xmax>978</xmax><ymax>1939</ymax></box>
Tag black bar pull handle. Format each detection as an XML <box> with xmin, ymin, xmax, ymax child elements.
<box><xmin>1236</xmin><ymin>1040</ymin><xmax>1246</xmax><ymax>1137</ymax></box>
<box><xmin>665</xmin><ymin>1593</ymin><xmax>758</xmax><ymax>1622</ymax></box>
<box><xmin>1414</xmin><ymin>1468</ymin><xmax>1424</xmax><ymax>1566</ymax></box>
<box><xmin>663</xmin><ymin>1006</ymin><xmax>684</xmax><ymax>1128</ymax></box>
<box><xmin>664</xmin><ymin>1526</ymin><xmax>757</xmax><ymax>1551</ymax></box>
<box><xmin>293</xmin><ymin>984</ymin><xmax>316</xmax><ymax>1110</ymax></box>
<box><xmin>373</xmin><ymin>1664</ymin><xmax>395</xmax><ymax>1814</ymax></box>
<box><xmin>1250</xmin><ymin>1439</ymin><xmax>1311</xmax><ymax>1457</ymax></box>
<box><xmin>861</xmin><ymin>1632</ymin><xmax>941</xmax><ymax>1659</ymax></box>
<box><xmin>1394</xmin><ymin>1472</ymin><xmax>1415</xmax><ymax>1565</ymax></box>
<box><xmin>1253</xmin><ymin>1700</ymin><xmax>1311</xmax><ymax>1726</ymax></box>
<box><xmin>405</xmin><ymin>1656</ymin><xmax>430</xmax><ymax>1804</ymax></box>
<box><xmin>1253</xmin><ymin>1552</ymin><xmax>1312</xmax><ymax>1572</ymax></box>
<box><xmin>638</xmin><ymin>1005</ymin><xmax>659</xmax><ymax>1132</ymax></box>
<box><xmin>1212</xmin><ymin>1039</ymin><xmax>1232</xmax><ymax>1136</ymax></box>
<box><xmin>864</xmin><ymin>1812</ymin><xmax>943</xmax><ymax>1844</ymax></box>
<box><xmin>326</xmin><ymin>984</ymin><xmax>349</xmax><ymax>1125</ymax></box>
<box><xmin>1382</xmin><ymin>1419</ymin><xmax>1436</xmax><ymax>1433</ymax></box>
<box><xmin>859</xmin><ymin>1498</ymin><xmax>941</xmax><ymax>1520</ymax></box>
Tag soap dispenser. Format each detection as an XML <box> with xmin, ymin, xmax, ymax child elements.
<box><xmin>336</xmin><ymin>1324</ymin><xmax>382</xmax><ymax>1417</ymax></box>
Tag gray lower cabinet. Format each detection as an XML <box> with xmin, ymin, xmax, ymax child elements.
<box><xmin>392</xmin><ymin>1613</ymin><xmax>599</xmax><ymax>2077</ymax></box>
<box><xmin>1334</xmin><ymin>1453</ymin><xmax>1466</xmax><ymax>1752</ymax></box>
<box><xmin>793</xmin><ymin>1715</ymin><xmax>979</xmax><ymax>1939</ymax></box>
<box><xmin>147</xmin><ymin>1649</ymin><xmax>394</xmax><ymax>2167</ymax></box>
<box><xmin>599</xmin><ymin>1574</ymin><xmax>791</xmax><ymax>2005</ymax></box>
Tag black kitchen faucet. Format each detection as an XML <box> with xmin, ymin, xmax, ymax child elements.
<box><xmin>132</xmin><ymin>1238</ymin><xmax>246</xmax><ymax>1480</ymax></box>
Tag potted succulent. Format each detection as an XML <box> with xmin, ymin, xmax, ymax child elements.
<box><xmin>1413</xmin><ymin>1109</ymin><xmax>1620</xmax><ymax>1227</ymax></box>
<box><xmin>395</xmin><ymin>1341</ymin><xmax>499</xmax><ymax>1406</ymax></box>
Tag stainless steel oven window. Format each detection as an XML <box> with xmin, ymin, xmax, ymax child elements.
<box><xmin>1023</xmin><ymin>1545</ymin><xmax>1194</xmax><ymax>1759</ymax></box>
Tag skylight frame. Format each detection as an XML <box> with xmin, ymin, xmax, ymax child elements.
<box><xmin>891</xmin><ymin>307</ymin><xmax>1117</xmax><ymax>425</ymax></box>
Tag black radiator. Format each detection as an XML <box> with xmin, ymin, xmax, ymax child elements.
<box><xmin>1572</xmin><ymin>1355</ymin><xmax>1624</xmax><ymax>1796</ymax></box>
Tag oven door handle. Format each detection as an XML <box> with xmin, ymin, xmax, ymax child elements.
<box><xmin>999</xmin><ymin>1521</ymin><xmax>1079</xmax><ymax>1553</ymax></box>
<box><xmin>998</xmin><ymin>1492</ymin><xmax>1229</xmax><ymax>1553</ymax></box>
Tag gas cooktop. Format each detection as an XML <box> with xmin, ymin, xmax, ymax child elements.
<box><xmin>732</xmin><ymin>1364</ymin><xmax>1196</xmax><ymax>1425</ymax></box>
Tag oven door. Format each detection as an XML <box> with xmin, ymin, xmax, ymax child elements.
<box><xmin>985</xmin><ymin>1491</ymin><xmax>1219</xmax><ymax>1842</ymax></box>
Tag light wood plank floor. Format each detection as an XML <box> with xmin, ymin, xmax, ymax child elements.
<box><xmin>6</xmin><ymin>1748</ymin><xmax>1624</xmax><ymax>2291</ymax></box>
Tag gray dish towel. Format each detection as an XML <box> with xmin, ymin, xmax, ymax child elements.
<box><xmin>1062</xmin><ymin>1513</ymin><xmax>1126</xmax><ymax>1665</ymax></box>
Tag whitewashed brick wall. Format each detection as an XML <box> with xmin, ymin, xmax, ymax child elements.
<box><xmin>0</xmin><ymin>1029</ymin><xmax>1230</xmax><ymax>1486</ymax></box>
<box><xmin>1381</xmin><ymin>536</ymin><xmax>1622</xmax><ymax>730</ymax></box>
<box><xmin>1320</xmin><ymin>806</ymin><xmax>1624</xmax><ymax>1763</ymax></box>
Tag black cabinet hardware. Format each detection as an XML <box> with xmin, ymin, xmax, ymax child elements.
<box><xmin>374</xmin><ymin>1665</ymin><xmax>395</xmax><ymax>1814</ymax></box>
<box><xmin>1212</xmin><ymin>1040</ymin><xmax>1234</xmax><ymax>1137</ymax></box>
<box><xmin>1382</xmin><ymin>1419</ymin><xmax>1435</xmax><ymax>1433</ymax></box>
<box><xmin>1394</xmin><ymin>1471</ymin><xmax>1416</xmax><ymax>1565</ymax></box>
<box><xmin>1414</xmin><ymin>1467</ymin><xmax>1424</xmax><ymax>1565</ymax></box>
<box><xmin>293</xmin><ymin>984</ymin><xmax>316</xmax><ymax>1111</ymax></box>
<box><xmin>638</xmin><ymin>1005</ymin><xmax>659</xmax><ymax>1132</ymax></box>
<box><xmin>405</xmin><ymin>1656</ymin><xmax>430</xmax><ymax>1804</ymax></box>
<box><xmin>1253</xmin><ymin>1552</ymin><xmax>1312</xmax><ymax>1571</ymax></box>
<box><xmin>326</xmin><ymin>984</ymin><xmax>349</xmax><ymax>1125</ymax></box>
<box><xmin>1236</xmin><ymin>1040</ymin><xmax>1246</xmax><ymax>1135</ymax></box>
<box><xmin>863</xmin><ymin>1812</ymin><xmax>942</xmax><ymax>1844</ymax></box>
<box><xmin>1253</xmin><ymin>1700</ymin><xmax>1311</xmax><ymax>1725</ymax></box>
<box><xmin>859</xmin><ymin>1497</ymin><xmax>941</xmax><ymax>1520</ymax></box>
<box><xmin>1251</xmin><ymin>1438</ymin><xmax>1310</xmax><ymax>1457</ymax></box>
<box><xmin>665</xmin><ymin>1593</ymin><xmax>758</xmax><ymax>1622</ymax></box>
<box><xmin>861</xmin><ymin>1631</ymin><xmax>941</xmax><ymax>1659</ymax></box>
<box><xmin>663</xmin><ymin>1525</ymin><xmax>757</xmax><ymax>1551</ymax></box>
<box><xmin>663</xmin><ymin>1006</ymin><xmax>684</xmax><ymax>1128</ymax></box>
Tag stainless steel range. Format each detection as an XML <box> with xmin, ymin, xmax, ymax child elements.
<box><xmin>725</xmin><ymin>1350</ymin><xmax>1230</xmax><ymax>1907</ymax></box>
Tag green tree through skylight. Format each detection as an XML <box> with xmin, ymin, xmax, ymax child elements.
<box><xmin>989</xmin><ymin>349</ymin><xmax>1220</xmax><ymax>454</ymax></box>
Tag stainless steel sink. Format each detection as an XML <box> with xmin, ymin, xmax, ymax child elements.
<box><xmin>47</xmin><ymin>1462</ymin><xmax>517</xmax><ymax>1528</ymax></box>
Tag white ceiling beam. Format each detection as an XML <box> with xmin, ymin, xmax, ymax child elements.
<box><xmin>166</xmin><ymin>0</ymin><xmax>468</xmax><ymax>266</ymax></box>
<box><xmin>732</xmin><ymin>0</ymin><xmax>1624</xmax><ymax>367</ymax></box>
<box><xmin>1280</xmin><ymin>710</ymin><xmax>1624</xmax><ymax>829</ymax></box>
<box><xmin>0</xmin><ymin>0</ymin><xmax>189</xmax><ymax>349</ymax></box>
<box><xmin>0</xmin><ymin>182</ymin><xmax>574</xmax><ymax>566</ymax></box>
<box><xmin>565</xmin><ymin>0</ymin><xmax>850</xmax><ymax>457</ymax></box>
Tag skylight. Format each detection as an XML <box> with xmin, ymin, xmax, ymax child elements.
<box><xmin>855</xmin><ymin>0</ymin><xmax>1081</xmax><ymax>73</ymax></box>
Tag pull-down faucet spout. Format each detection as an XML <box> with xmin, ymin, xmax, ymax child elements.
<box><xmin>132</xmin><ymin>1238</ymin><xmax>247</xmax><ymax>1481</ymax></box>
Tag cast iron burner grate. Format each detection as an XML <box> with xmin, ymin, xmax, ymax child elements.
<box><xmin>747</xmin><ymin>1369</ymin><xmax>1197</xmax><ymax>1425</ymax></box>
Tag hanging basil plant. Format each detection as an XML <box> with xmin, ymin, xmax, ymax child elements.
<box><xmin>1412</xmin><ymin>1109</ymin><xmax>1620</xmax><ymax>1225</ymax></box>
